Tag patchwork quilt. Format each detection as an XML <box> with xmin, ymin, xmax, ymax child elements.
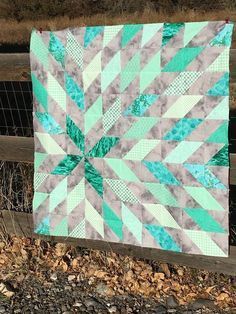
<box><xmin>30</xmin><ymin>21</ymin><xmax>234</xmax><ymax>256</ymax></box>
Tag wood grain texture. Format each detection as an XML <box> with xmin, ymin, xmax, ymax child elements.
<box><xmin>230</xmin><ymin>172</ymin><xmax>236</xmax><ymax>185</ymax></box>
<box><xmin>231</xmin><ymin>153</ymin><xmax>236</xmax><ymax>168</ymax></box>
<box><xmin>0</xmin><ymin>135</ymin><xmax>34</xmax><ymax>162</ymax></box>
<box><xmin>0</xmin><ymin>135</ymin><xmax>236</xmax><ymax>184</ymax></box>
<box><xmin>0</xmin><ymin>210</ymin><xmax>235</xmax><ymax>275</ymax></box>
<box><xmin>0</xmin><ymin>53</ymin><xmax>30</xmax><ymax>81</ymax></box>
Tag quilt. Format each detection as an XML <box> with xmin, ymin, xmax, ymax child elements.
<box><xmin>30</xmin><ymin>21</ymin><xmax>234</xmax><ymax>256</ymax></box>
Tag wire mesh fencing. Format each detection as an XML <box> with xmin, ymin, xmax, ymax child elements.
<box><xmin>0</xmin><ymin>81</ymin><xmax>33</xmax><ymax>137</ymax></box>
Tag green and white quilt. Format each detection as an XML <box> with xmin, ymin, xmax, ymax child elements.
<box><xmin>30</xmin><ymin>21</ymin><xmax>234</xmax><ymax>256</ymax></box>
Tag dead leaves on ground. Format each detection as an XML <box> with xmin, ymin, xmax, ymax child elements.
<box><xmin>160</xmin><ymin>263</ymin><xmax>171</xmax><ymax>278</ymax></box>
<box><xmin>55</xmin><ymin>243</ymin><xmax>69</xmax><ymax>257</ymax></box>
<box><xmin>0</xmin><ymin>235</ymin><xmax>235</xmax><ymax>308</ymax></box>
<box><xmin>0</xmin><ymin>282</ymin><xmax>15</xmax><ymax>298</ymax></box>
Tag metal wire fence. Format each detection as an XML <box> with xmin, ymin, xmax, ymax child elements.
<box><xmin>0</xmin><ymin>81</ymin><xmax>33</xmax><ymax>137</ymax></box>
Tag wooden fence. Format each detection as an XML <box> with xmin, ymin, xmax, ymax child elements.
<box><xmin>0</xmin><ymin>53</ymin><xmax>236</xmax><ymax>275</ymax></box>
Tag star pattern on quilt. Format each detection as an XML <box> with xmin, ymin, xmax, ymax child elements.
<box><xmin>31</xmin><ymin>21</ymin><xmax>234</xmax><ymax>257</ymax></box>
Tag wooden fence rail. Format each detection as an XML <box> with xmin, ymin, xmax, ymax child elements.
<box><xmin>0</xmin><ymin>52</ymin><xmax>236</xmax><ymax>275</ymax></box>
<box><xmin>1</xmin><ymin>209</ymin><xmax>236</xmax><ymax>275</ymax></box>
<box><xmin>0</xmin><ymin>53</ymin><xmax>30</xmax><ymax>81</ymax></box>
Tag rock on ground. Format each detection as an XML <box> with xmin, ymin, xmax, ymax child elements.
<box><xmin>0</xmin><ymin>273</ymin><xmax>228</xmax><ymax>314</ymax></box>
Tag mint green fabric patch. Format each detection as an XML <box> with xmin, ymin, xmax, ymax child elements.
<box><xmin>35</xmin><ymin>112</ymin><xmax>64</xmax><ymax>134</ymax></box>
<box><xmin>85</xmin><ymin>158</ymin><xmax>103</xmax><ymax>197</ymax></box>
<box><xmin>145</xmin><ymin>225</ymin><xmax>181</xmax><ymax>252</ymax></box>
<box><xmin>162</xmin><ymin>47</ymin><xmax>204</xmax><ymax>72</ymax></box>
<box><xmin>31</xmin><ymin>73</ymin><xmax>48</xmax><ymax>111</ymax></box>
<box><xmin>86</xmin><ymin>137</ymin><xmax>120</xmax><ymax>158</ymax></box>
<box><xmin>163</xmin><ymin>118</ymin><xmax>203</xmax><ymax>141</ymax></box>
<box><xmin>143</xmin><ymin>161</ymin><xmax>180</xmax><ymax>185</ymax></box>
<box><xmin>49</xmin><ymin>32</ymin><xmax>65</xmax><ymax>67</ymax></box>
<box><xmin>184</xmin><ymin>208</ymin><xmax>225</xmax><ymax>233</ymax></box>
<box><xmin>162</xmin><ymin>23</ymin><xmax>184</xmax><ymax>46</ymax></box>
<box><xmin>65</xmin><ymin>73</ymin><xmax>84</xmax><ymax>110</ymax></box>
<box><xmin>103</xmin><ymin>202</ymin><xmax>123</xmax><ymax>239</ymax></box>
<box><xmin>84</xmin><ymin>26</ymin><xmax>104</xmax><ymax>48</ymax></box>
<box><xmin>51</xmin><ymin>155</ymin><xmax>82</xmax><ymax>175</ymax></box>
<box><xmin>207</xmin><ymin>73</ymin><xmax>229</xmax><ymax>96</ymax></box>
<box><xmin>123</xmin><ymin>94</ymin><xmax>158</xmax><ymax>116</ymax></box>
<box><xmin>207</xmin><ymin>145</ymin><xmax>229</xmax><ymax>167</ymax></box>
<box><xmin>66</xmin><ymin>115</ymin><xmax>85</xmax><ymax>153</ymax></box>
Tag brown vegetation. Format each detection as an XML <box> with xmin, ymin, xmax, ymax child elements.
<box><xmin>0</xmin><ymin>0</ymin><xmax>236</xmax><ymax>45</ymax></box>
<box><xmin>1</xmin><ymin>0</ymin><xmax>236</xmax><ymax>21</ymax></box>
<box><xmin>0</xmin><ymin>161</ymin><xmax>33</xmax><ymax>213</ymax></box>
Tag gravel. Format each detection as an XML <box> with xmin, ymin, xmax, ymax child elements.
<box><xmin>166</xmin><ymin>296</ymin><xmax>178</xmax><ymax>308</ymax></box>
<box><xmin>0</xmin><ymin>273</ymin><xmax>227</xmax><ymax>313</ymax></box>
<box><xmin>50</xmin><ymin>272</ymin><xmax>58</xmax><ymax>281</ymax></box>
<box><xmin>190</xmin><ymin>298</ymin><xmax>216</xmax><ymax>310</ymax></box>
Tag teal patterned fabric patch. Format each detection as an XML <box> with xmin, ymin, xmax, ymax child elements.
<box><xmin>31</xmin><ymin>21</ymin><xmax>233</xmax><ymax>257</ymax></box>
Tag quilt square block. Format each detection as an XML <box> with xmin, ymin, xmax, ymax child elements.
<box><xmin>31</xmin><ymin>21</ymin><xmax>233</xmax><ymax>256</ymax></box>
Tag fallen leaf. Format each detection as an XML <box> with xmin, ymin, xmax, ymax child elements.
<box><xmin>94</xmin><ymin>270</ymin><xmax>108</xmax><ymax>279</ymax></box>
<box><xmin>186</xmin><ymin>292</ymin><xmax>197</xmax><ymax>298</ymax></box>
<box><xmin>140</xmin><ymin>267</ymin><xmax>152</xmax><ymax>278</ymax></box>
<box><xmin>157</xmin><ymin>281</ymin><xmax>163</xmax><ymax>290</ymax></box>
<box><xmin>163</xmin><ymin>286</ymin><xmax>170</xmax><ymax>293</ymax></box>
<box><xmin>55</xmin><ymin>243</ymin><xmax>68</xmax><ymax>257</ymax></box>
<box><xmin>0</xmin><ymin>254</ymin><xmax>9</xmax><ymax>264</ymax></box>
<box><xmin>20</xmin><ymin>248</ymin><xmax>28</xmax><ymax>260</ymax></box>
<box><xmin>206</xmin><ymin>286</ymin><xmax>216</xmax><ymax>294</ymax></box>
<box><xmin>216</xmin><ymin>292</ymin><xmax>229</xmax><ymax>302</ymax></box>
<box><xmin>12</xmin><ymin>242</ymin><xmax>21</xmax><ymax>254</ymax></box>
<box><xmin>172</xmin><ymin>281</ymin><xmax>181</xmax><ymax>292</ymax></box>
<box><xmin>0</xmin><ymin>242</ymin><xmax>5</xmax><ymax>251</ymax></box>
<box><xmin>124</xmin><ymin>270</ymin><xmax>134</xmax><ymax>282</ymax></box>
<box><xmin>35</xmin><ymin>239</ymin><xmax>41</xmax><ymax>247</ymax></box>
<box><xmin>15</xmin><ymin>274</ymin><xmax>25</xmax><ymax>283</ymax></box>
<box><xmin>71</xmin><ymin>258</ymin><xmax>78</xmax><ymax>269</ymax></box>
<box><xmin>0</xmin><ymin>282</ymin><xmax>15</xmax><ymax>298</ymax></box>
<box><xmin>177</xmin><ymin>269</ymin><xmax>184</xmax><ymax>276</ymax></box>
<box><xmin>154</xmin><ymin>272</ymin><xmax>165</xmax><ymax>281</ymax></box>
<box><xmin>61</xmin><ymin>261</ymin><xmax>68</xmax><ymax>272</ymax></box>
<box><xmin>177</xmin><ymin>298</ymin><xmax>186</xmax><ymax>306</ymax></box>
<box><xmin>160</xmin><ymin>263</ymin><xmax>170</xmax><ymax>278</ymax></box>
<box><xmin>52</xmin><ymin>259</ymin><xmax>59</xmax><ymax>269</ymax></box>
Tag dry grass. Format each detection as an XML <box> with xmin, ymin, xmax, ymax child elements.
<box><xmin>0</xmin><ymin>8</ymin><xmax>236</xmax><ymax>45</ymax></box>
<box><xmin>0</xmin><ymin>161</ymin><xmax>33</xmax><ymax>213</ymax></box>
